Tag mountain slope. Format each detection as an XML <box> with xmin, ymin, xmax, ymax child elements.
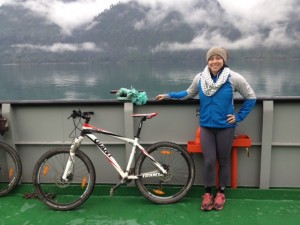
<box><xmin>0</xmin><ymin>1</ymin><xmax>298</xmax><ymax>64</ymax></box>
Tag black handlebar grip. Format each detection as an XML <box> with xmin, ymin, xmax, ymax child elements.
<box><xmin>110</xmin><ymin>90</ymin><xmax>118</xmax><ymax>94</ymax></box>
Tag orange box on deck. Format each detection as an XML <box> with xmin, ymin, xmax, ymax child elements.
<box><xmin>187</xmin><ymin>127</ymin><xmax>252</xmax><ymax>188</ymax></box>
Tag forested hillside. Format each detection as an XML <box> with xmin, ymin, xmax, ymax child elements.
<box><xmin>0</xmin><ymin>0</ymin><xmax>299</xmax><ymax>64</ymax></box>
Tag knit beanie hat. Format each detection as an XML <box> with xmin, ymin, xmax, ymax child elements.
<box><xmin>206</xmin><ymin>47</ymin><xmax>228</xmax><ymax>63</ymax></box>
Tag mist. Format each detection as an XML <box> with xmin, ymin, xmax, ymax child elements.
<box><xmin>3</xmin><ymin>0</ymin><xmax>299</xmax><ymax>52</ymax></box>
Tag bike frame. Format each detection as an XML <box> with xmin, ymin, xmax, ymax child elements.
<box><xmin>62</xmin><ymin>113</ymin><xmax>167</xmax><ymax>182</ymax></box>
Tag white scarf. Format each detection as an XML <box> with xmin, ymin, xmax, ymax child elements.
<box><xmin>200</xmin><ymin>66</ymin><xmax>230</xmax><ymax>96</ymax></box>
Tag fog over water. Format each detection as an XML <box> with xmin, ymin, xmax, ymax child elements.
<box><xmin>0</xmin><ymin>60</ymin><xmax>299</xmax><ymax>101</ymax></box>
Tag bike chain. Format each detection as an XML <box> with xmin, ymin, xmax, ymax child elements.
<box><xmin>23</xmin><ymin>192</ymin><xmax>56</xmax><ymax>199</ymax></box>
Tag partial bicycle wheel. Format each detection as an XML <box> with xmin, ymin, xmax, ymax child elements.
<box><xmin>32</xmin><ymin>147</ymin><xmax>96</xmax><ymax>210</ymax></box>
<box><xmin>0</xmin><ymin>142</ymin><xmax>22</xmax><ymax>196</ymax></box>
<box><xmin>135</xmin><ymin>141</ymin><xmax>195</xmax><ymax>204</ymax></box>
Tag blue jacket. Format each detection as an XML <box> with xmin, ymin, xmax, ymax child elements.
<box><xmin>166</xmin><ymin>69</ymin><xmax>256</xmax><ymax>128</ymax></box>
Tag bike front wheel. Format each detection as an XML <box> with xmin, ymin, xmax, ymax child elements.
<box><xmin>135</xmin><ymin>141</ymin><xmax>195</xmax><ymax>204</ymax></box>
<box><xmin>32</xmin><ymin>147</ymin><xmax>95</xmax><ymax>210</ymax></box>
<box><xmin>0</xmin><ymin>142</ymin><xmax>22</xmax><ymax>196</ymax></box>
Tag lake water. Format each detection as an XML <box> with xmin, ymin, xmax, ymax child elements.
<box><xmin>0</xmin><ymin>60</ymin><xmax>299</xmax><ymax>101</ymax></box>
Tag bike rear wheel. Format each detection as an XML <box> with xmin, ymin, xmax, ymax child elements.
<box><xmin>135</xmin><ymin>141</ymin><xmax>195</xmax><ymax>204</ymax></box>
<box><xmin>32</xmin><ymin>147</ymin><xmax>95</xmax><ymax>210</ymax></box>
<box><xmin>0</xmin><ymin>142</ymin><xmax>22</xmax><ymax>196</ymax></box>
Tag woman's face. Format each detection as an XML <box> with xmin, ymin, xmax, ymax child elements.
<box><xmin>207</xmin><ymin>55</ymin><xmax>224</xmax><ymax>75</ymax></box>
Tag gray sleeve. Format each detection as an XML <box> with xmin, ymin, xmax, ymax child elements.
<box><xmin>186</xmin><ymin>73</ymin><xmax>200</xmax><ymax>98</ymax></box>
<box><xmin>230</xmin><ymin>70</ymin><xmax>256</xmax><ymax>99</ymax></box>
<box><xmin>164</xmin><ymin>73</ymin><xmax>200</xmax><ymax>100</ymax></box>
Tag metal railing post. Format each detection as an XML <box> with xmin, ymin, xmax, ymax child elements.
<box><xmin>259</xmin><ymin>100</ymin><xmax>274</xmax><ymax>189</ymax></box>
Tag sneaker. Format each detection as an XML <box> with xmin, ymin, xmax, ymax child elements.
<box><xmin>201</xmin><ymin>193</ymin><xmax>214</xmax><ymax>211</ymax></box>
<box><xmin>213</xmin><ymin>192</ymin><xmax>225</xmax><ymax>210</ymax></box>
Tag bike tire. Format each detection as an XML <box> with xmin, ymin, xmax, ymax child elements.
<box><xmin>0</xmin><ymin>142</ymin><xmax>22</xmax><ymax>196</ymax></box>
<box><xmin>32</xmin><ymin>147</ymin><xmax>96</xmax><ymax>210</ymax></box>
<box><xmin>135</xmin><ymin>141</ymin><xmax>195</xmax><ymax>204</ymax></box>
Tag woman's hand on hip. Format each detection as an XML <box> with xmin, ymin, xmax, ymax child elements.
<box><xmin>227</xmin><ymin>114</ymin><xmax>236</xmax><ymax>124</ymax></box>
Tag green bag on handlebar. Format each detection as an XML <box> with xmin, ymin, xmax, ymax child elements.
<box><xmin>116</xmin><ymin>88</ymin><xmax>148</xmax><ymax>105</ymax></box>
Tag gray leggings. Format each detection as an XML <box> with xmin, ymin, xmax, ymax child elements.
<box><xmin>200</xmin><ymin>126</ymin><xmax>235</xmax><ymax>188</ymax></box>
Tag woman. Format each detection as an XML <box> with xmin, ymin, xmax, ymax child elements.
<box><xmin>156</xmin><ymin>47</ymin><xmax>256</xmax><ymax>211</ymax></box>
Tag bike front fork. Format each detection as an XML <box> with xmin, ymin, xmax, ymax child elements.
<box><xmin>62</xmin><ymin>136</ymin><xmax>84</xmax><ymax>181</ymax></box>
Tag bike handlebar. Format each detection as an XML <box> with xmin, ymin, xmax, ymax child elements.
<box><xmin>110</xmin><ymin>89</ymin><xmax>144</xmax><ymax>94</ymax></box>
<box><xmin>68</xmin><ymin>110</ymin><xmax>94</xmax><ymax>120</ymax></box>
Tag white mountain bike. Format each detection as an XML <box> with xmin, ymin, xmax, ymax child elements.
<box><xmin>32</xmin><ymin>110</ymin><xmax>195</xmax><ymax>210</ymax></box>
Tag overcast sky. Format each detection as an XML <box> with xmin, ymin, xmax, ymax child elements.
<box><xmin>2</xmin><ymin>0</ymin><xmax>299</xmax><ymax>52</ymax></box>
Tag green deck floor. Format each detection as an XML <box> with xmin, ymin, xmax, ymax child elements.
<box><xmin>1</xmin><ymin>185</ymin><xmax>300</xmax><ymax>225</ymax></box>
